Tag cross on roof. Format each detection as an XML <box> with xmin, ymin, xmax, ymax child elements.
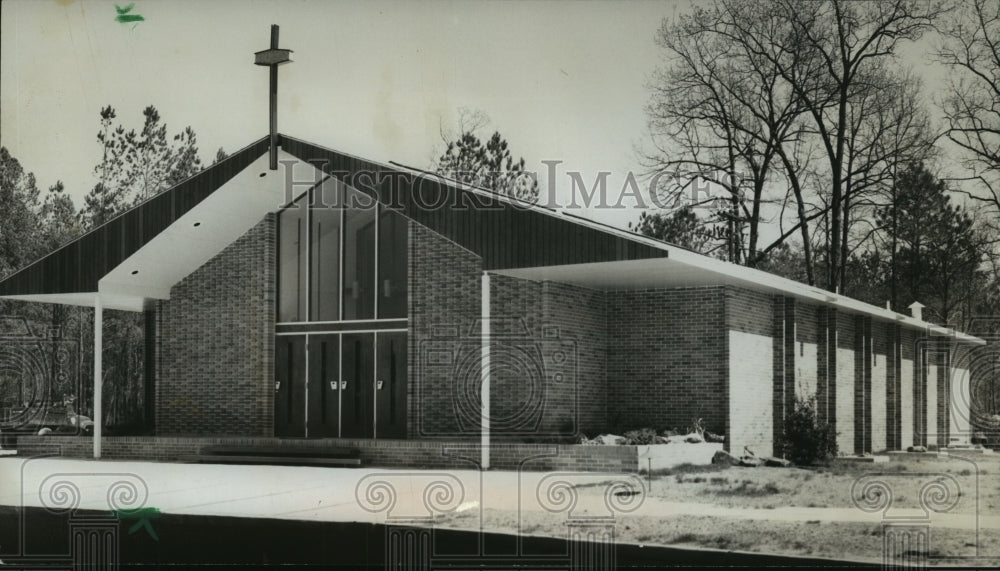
<box><xmin>255</xmin><ymin>25</ymin><xmax>293</xmax><ymax>170</ymax></box>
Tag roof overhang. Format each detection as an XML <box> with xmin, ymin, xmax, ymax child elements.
<box><xmin>495</xmin><ymin>250</ymin><xmax>987</xmax><ymax>346</ymax></box>
<box><xmin>2</xmin><ymin>149</ymin><xmax>323</xmax><ymax>311</ymax></box>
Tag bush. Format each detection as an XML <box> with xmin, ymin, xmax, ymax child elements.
<box><xmin>624</xmin><ymin>427</ymin><xmax>659</xmax><ymax>445</ymax></box>
<box><xmin>780</xmin><ymin>395</ymin><xmax>837</xmax><ymax>465</ymax></box>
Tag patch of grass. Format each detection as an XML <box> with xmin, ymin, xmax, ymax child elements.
<box><xmin>709</xmin><ymin>477</ymin><xmax>729</xmax><ymax>486</ymax></box>
<box><xmin>636</xmin><ymin>534</ymin><xmax>654</xmax><ymax>542</ymax></box>
<box><xmin>675</xmin><ymin>474</ymin><xmax>708</xmax><ymax>484</ymax></box>
<box><xmin>958</xmin><ymin>468</ymin><xmax>972</xmax><ymax>476</ymax></box>
<box><xmin>571</xmin><ymin>479</ymin><xmax>616</xmax><ymax>490</ymax></box>
<box><xmin>708</xmin><ymin>534</ymin><xmax>752</xmax><ymax>551</ymax></box>
<box><xmin>710</xmin><ymin>480</ymin><xmax>783</xmax><ymax>497</ymax></box>
<box><xmin>655</xmin><ymin>463</ymin><xmax>731</xmax><ymax>476</ymax></box>
<box><xmin>668</xmin><ymin>532</ymin><xmax>699</xmax><ymax>544</ymax></box>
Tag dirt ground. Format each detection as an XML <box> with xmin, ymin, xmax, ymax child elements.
<box><xmin>436</xmin><ymin>452</ymin><xmax>1000</xmax><ymax>567</ymax></box>
<box><xmin>644</xmin><ymin>453</ymin><xmax>997</xmax><ymax>514</ymax></box>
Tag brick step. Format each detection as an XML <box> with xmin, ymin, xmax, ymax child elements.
<box><xmin>200</xmin><ymin>445</ymin><xmax>359</xmax><ymax>458</ymax></box>
<box><xmin>179</xmin><ymin>454</ymin><xmax>362</xmax><ymax>467</ymax></box>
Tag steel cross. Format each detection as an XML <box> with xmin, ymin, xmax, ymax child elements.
<box><xmin>254</xmin><ymin>25</ymin><xmax>293</xmax><ymax>170</ymax></box>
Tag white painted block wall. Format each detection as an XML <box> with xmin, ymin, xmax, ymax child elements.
<box><xmin>951</xmin><ymin>366</ymin><xmax>972</xmax><ymax>445</ymax></box>
<box><xmin>728</xmin><ymin>330</ymin><xmax>774</xmax><ymax>457</ymax></box>
<box><xmin>900</xmin><ymin>358</ymin><xmax>914</xmax><ymax>449</ymax></box>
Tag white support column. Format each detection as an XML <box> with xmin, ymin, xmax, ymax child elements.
<box><xmin>481</xmin><ymin>272</ymin><xmax>490</xmax><ymax>471</ymax></box>
<box><xmin>93</xmin><ymin>294</ymin><xmax>103</xmax><ymax>459</ymax></box>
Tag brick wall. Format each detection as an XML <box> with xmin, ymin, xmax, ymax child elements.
<box><xmin>408</xmin><ymin>223</ymin><xmax>481</xmax><ymax>439</ymax></box>
<box><xmin>606</xmin><ymin>287</ymin><xmax>728</xmax><ymax>441</ymax></box>
<box><xmin>155</xmin><ymin>215</ymin><xmax>275</xmax><ymax>436</ymax></box>
<box><xmin>771</xmin><ymin>299</ymin><xmax>790</xmax><ymax>452</ymax></box>
<box><xmin>539</xmin><ymin>281</ymin><xmax>607</xmax><ymax>437</ymax></box>
<box><xmin>408</xmin><ymin>224</ymin><xmax>607</xmax><ymax>441</ymax></box>
<box><xmin>816</xmin><ymin>308</ymin><xmax>833</xmax><ymax>426</ymax></box>
<box><xmin>725</xmin><ymin>287</ymin><xmax>775</xmax><ymax>456</ymax></box>
<box><xmin>145</xmin><ymin>208</ymin><xmax>958</xmax><ymax>459</ymax></box>
<box><xmin>926</xmin><ymin>349</ymin><xmax>938</xmax><ymax>448</ymax></box>
<box><xmin>14</xmin><ymin>435</ymin><xmax>637</xmax><ymax>472</ymax></box>
<box><xmin>484</xmin><ymin>273</ymin><xmax>543</xmax><ymax>437</ymax></box>
<box><xmin>935</xmin><ymin>347</ymin><xmax>950</xmax><ymax>447</ymax></box>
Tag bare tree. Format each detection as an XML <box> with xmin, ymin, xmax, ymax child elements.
<box><xmin>861</xmin><ymin>71</ymin><xmax>936</xmax><ymax>309</ymax></box>
<box><xmin>644</xmin><ymin>0</ymin><xmax>942</xmax><ymax>292</ymax></box>
<box><xmin>764</xmin><ymin>0</ymin><xmax>945</xmax><ymax>292</ymax></box>
<box><xmin>937</xmin><ymin>0</ymin><xmax>1000</xmax><ymax>219</ymax></box>
<box><xmin>644</xmin><ymin>0</ymin><xmax>809</xmax><ymax>268</ymax></box>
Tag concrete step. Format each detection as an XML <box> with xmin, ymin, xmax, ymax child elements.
<box><xmin>200</xmin><ymin>445</ymin><xmax>359</xmax><ymax>458</ymax></box>
<box><xmin>835</xmin><ymin>455</ymin><xmax>889</xmax><ymax>463</ymax></box>
<box><xmin>178</xmin><ymin>454</ymin><xmax>362</xmax><ymax>467</ymax></box>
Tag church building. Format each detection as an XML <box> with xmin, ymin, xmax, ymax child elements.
<box><xmin>0</xmin><ymin>28</ymin><xmax>983</xmax><ymax>471</ymax></box>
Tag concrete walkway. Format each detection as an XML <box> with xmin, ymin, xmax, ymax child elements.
<box><xmin>1</xmin><ymin>457</ymin><xmax>995</xmax><ymax>532</ymax></box>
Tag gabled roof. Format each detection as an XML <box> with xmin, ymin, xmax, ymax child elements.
<box><xmin>0</xmin><ymin>134</ymin><xmax>984</xmax><ymax>345</ymax></box>
<box><xmin>0</xmin><ymin>134</ymin><xmax>667</xmax><ymax>310</ymax></box>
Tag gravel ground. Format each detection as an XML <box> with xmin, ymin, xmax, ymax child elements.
<box><xmin>433</xmin><ymin>453</ymin><xmax>1000</xmax><ymax>567</ymax></box>
<box><xmin>642</xmin><ymin>454</ymin><xmax>998</xmax><ymax>514</ymax></box>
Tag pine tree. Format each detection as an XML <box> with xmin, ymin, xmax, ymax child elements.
<box><xmin>436</xmin><ymin>111</ymin><xmax>539</xmax><ymax>202</ymax></box>
<box><xmin>0</xmin><ymin>147</ymin><xmax>42</xmax><ymax>277</ymax></box>
<box><xmin>81</xmin><ymin>105</ymin><xmax>204</xmax><ymax>228</ymax></box>
<box><xmin>878</xmin><ymin>163</ymin><xmax>987</xmax><ymax>326</ymax></box>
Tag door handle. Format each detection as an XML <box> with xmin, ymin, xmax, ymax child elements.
<box><xmin>330</xmin><ymin>381</ymin><xmax>338</xmax><ymax>391</ymax></box>
<box><xmin>340</xmin><ymin>380</ymin><xmax>348</xmax><ymax>390</ymax></box>
<box><xmin>376</xmin><ymin>380</ymin><xmax>384</xmax><ymax>390</ymax></box>
<box><xmin>275</xmin><ymin>381</ymin><xmax>281</xmax><ymax>392</ymax></box>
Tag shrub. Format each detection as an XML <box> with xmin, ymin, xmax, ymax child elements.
<box><xmin>780</xmin><ymin>395</ymin><xmax>837</xmax><ymax>465</ymax></box>
<box><xmin>624</xmin><ymin>427</ymin><xmax>660</xmax><ymax>445</ymax></box>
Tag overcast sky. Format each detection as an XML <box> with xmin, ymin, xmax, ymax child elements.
<box><xmin>1</xmin><ymin>0</ymin><xmax>956</xmax><ymax>234</ymax></box>
<box><xmin>1</xmin><ymin>0</ymin><xmax>703</xmax><ymax>229</ymax></box>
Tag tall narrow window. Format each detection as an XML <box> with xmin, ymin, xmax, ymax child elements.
<box><xmin>343</xmin><ymin>187</ymin><xmax>376</xmax><ymax>320</ymax></box>
<box><xmin>277</xmin><ymin>182</ymin><xmax>407</xmax><ymax>324</ymax></box>
<box><xmin>378</xmin><ymin>208</ymin><xmax>408</xmax><ymax>318</ymax></box>
<box><xmin>310</xmin><ymin>180</ymin><xmax>343</xmax><ymax>321</ymax></box>
<box><xmin>278</xmin><ymin>197</ymin><xmax>307</xmax><ymax>322</ymax></box>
